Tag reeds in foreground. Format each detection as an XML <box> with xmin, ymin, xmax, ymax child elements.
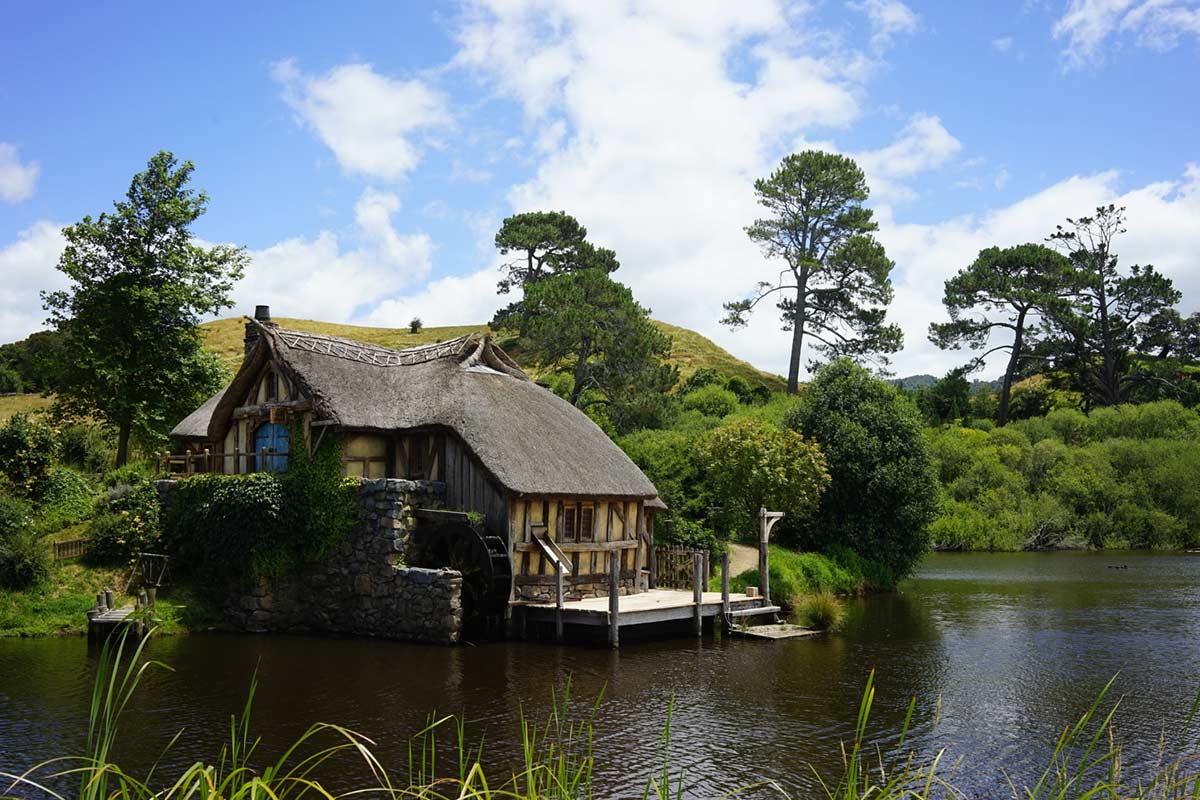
<box><xmin>2</xmin><ymin>627</ymin><xmax>1199</xmax><ymax>800</ymax></box>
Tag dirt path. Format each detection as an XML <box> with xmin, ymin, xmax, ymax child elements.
<box><xmin>728</xmin><ymin>542</ymin><xmax>759</xmax><ymax>576</ymax></box>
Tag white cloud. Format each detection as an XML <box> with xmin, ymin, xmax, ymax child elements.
<box><xmin>0</xmin><ymin>143</ymin><xmax>39</xmax><ymax>203</ymax></box>
<box><xmin>359</xmin><ymin>267</ymin><xmax>505</xmax><ymax>329</ymax></box>
<box><xmin>992</xmin><ymin>35</ymin><xmax>1014</xmax><ymax>52</ymax></box>
<box><xmin>849</xmin><ymin>0</ymin><xmax>920</xmax><ymax>50</ymax></box>
<box><xmin>994</xmin><ymin>167</ymin><xmax>1011</xmax><ymax>190</ymax></box>
<box><xmin>273</xmin><ymin>59</ymin><xmax>450</xmax><ymax>181</ymax></box>
<box><xmin>880</xmin><ymin>164</ymin><xmax>1200</xmax><ymax>378</ymax></box>
<box><xmin>853</xmin><ymin>113</ymin><xmax>963</xmax><ymax>203</ymax></box>
<box><xmin>1053</xmin><ymin>0</ymin><xmax>1200</xmax><ymax>67</ymax></box>
<box><xmin>232</xmin><ymin>188</ymin><xmax>434</xmax><ymax>322</ymax></box>
<box><xmin>0</xmin><ymin>221</ymin><xmax>67</xmax><ymax>343</ymax></box>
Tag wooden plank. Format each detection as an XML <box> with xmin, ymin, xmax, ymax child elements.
<box><xmin>513</xmin><ymin>540</ymin><xmax>639</xmax><ymax>553</ymax></box>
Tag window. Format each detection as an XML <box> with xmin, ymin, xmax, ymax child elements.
<box><xmin>560</xmin><ymin>502</ymin><xmax>595</xmax><ymax>543</ymax></box>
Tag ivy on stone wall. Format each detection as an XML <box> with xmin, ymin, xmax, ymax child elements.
<box><xmin>162</xmin><ymin>427</ymin><xmax>358</xmax><ymax>590</ymax></box>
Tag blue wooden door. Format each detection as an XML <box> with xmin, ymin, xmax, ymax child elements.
<box><xmin>254</xmin><ymin>423</ymin><xmax>290</xmax><ymax>471</ymax></box>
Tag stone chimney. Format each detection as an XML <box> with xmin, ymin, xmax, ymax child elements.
<box><xmin>243</xmin><ymin>305</ymin><xmax>274</xmax><ymax>357</ymax></box>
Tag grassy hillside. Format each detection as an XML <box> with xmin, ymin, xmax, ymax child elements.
<box><xmin>200</xmin><ymin>316</ymin><xmax>785</xmax><ymax>390</ymax></box>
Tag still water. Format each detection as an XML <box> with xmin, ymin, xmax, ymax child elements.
<box><xmin>2</xmin><ymin>551</ymin><xmax>1199</xmax><ymax>798</ymax></box>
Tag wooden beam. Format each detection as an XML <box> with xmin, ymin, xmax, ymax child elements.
<box><xmin>693</xmin><ymin>552</ymin><xmax>703</xmax><ymax>637</ymax></box>
<box><xmin>608</xmin><ymin>551</ymin><xmax>620</xmax><ymax>649</ymax></box>
<box><xmin>514</xmin><ymin>540</ymin><xmax>638</xmax><ymax>553</ymax></box>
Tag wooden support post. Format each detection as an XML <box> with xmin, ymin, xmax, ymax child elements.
<box><xmin>721</xmin><ymin>551</ymin><xmax>730</xmax><ymax>625</ymax></box>
<box><xmin>758</xmin><ymin>509</ymin><xmax>770</xmax><ymax>606</ymax></box>
<box><xmin>554</xmin><ymin>562</ymin><xmax>564</xmax><ymax>643</ymax></box>
<box><xmin>703</xmin><ymin>551</ymin><xmax>711</xmax><ymax>587</ymax></box>
<box><xmin>648</xmin><ymin>542</ymin><xmax>657</xmax><ymax>590</ymax></box>
<box><xmin>203</xmin><ymin>448</ymin><xmax>211</xmax><ymax>472</ymax></box>
<box><xmin>693</xmin><ymin>552</ymin><xmax>704</xmax><ymax>636</ymax></box>
<box><xmin>608</xmin><ymin>550</ymin><xmax>620</xmax><ymax>649</ymax></box>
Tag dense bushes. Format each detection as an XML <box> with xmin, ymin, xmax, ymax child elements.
<box><xmin>926</xmin><ymin>401</ymin><xmax>1200</xmax><ymax>550</ymax></box>
<box><xmin>37</xmin><ymin>467</ymin><xmax>95</xmax><ymax>532</ymax></box>
<box><xmin>0</xmin><ymin>412</ymin><xmax>56</xmax><ymax>498</ymax></box>
<box><xmin>0</xmin><ymin>366</ymin><xmax>22</xmax><ymax>395</ymax></box>
<box><xmin>786</xmin><ymin>359</ymin><xmax>939</xmax><ymax>580</ymax></box>
<box><xmin>162</xmin><ymin>432</ymin><xmax>358</xmax><ymax>589</ymax></box>
<box><xmin>85</xmin><ymin>478</ymin><xmax>161</xmax><ymax>564</ymax></box>
<box><xmin>0</xmin><ymin>494</ymin><xmax>47</xmax><ymax>588</ymax></box>
<box><xmin>58</xmin><ymin>423</ymin><xmax>115</xmax><ymax>473</ymax></box>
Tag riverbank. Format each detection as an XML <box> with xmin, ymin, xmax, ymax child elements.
<box><xmin>0</xmin><ymin>559</ymin><xmax>222</xmax><ymax>637</ymax></box>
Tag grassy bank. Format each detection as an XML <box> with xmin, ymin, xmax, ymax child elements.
<box><xmin>0</xmin><ymin>392</ymin><xmax>51</xmax><ymax>423</ymax></box>
<box><xmin>0</xmin><ymin>559</ymin><xmax>222</xmax><ymax>637</ymax></box>
<box><xmin>5</xmin><ymin>642</ymin><xmax>1198</xmax><ymax>800</ymax></box>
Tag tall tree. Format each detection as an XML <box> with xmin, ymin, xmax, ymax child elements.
<box><xmin>929</xmin><ymin>243</ymin><xmax>1072</xmax><ymax>425</ymax></box>
<box><xmin>43</xmin><ymin>152</ymin><xmax>247</xmax><ymax>465</ymax></box>
<box><xmin>492</xmin><ymin>212</ymin><xmax>676</xmax><ymax>433</ymax></box>
<box><xmin>491</xmin><ymin>211</ymin><xmax>618</xmax><ymax>329</ymax></box>
<box><xmin>1044</xmin><ymin>205</ymin><xmax>1181</xmax><ymax>406</ymax></box>
<box><xmin>722</xmin><ymin>151</ymin><xmax>902</xmax><ymax>393</ymax></box>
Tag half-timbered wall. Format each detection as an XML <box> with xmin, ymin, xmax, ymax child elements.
<box><xmin>509</xmin><ymin>496</ymin><xmax>647</xmax><ymax>601</ymax></box>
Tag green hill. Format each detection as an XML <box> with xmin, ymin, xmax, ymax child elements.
<box><xmin>199</xmin><ymin>316</ymin><xmax>785</xmax><ymax>390</ymax></box>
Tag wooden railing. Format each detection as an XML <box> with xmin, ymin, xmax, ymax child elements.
<box><xmin>652</xmin><ymin>547</ymin><xmax>710</xmax><ymax>590</ymax></box>
<box><xmin>158</xmin><ymin>448</ymin><xmax>289</xmax><ymax>476</ymax></box>
<box><xmin>52</xmin><ymin>537</ymin><xmax>86</xmax><ymax>561</ymax></box>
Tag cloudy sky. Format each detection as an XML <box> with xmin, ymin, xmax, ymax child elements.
<box><xmin>2</xmin><ymin>1</ymin><xmax>1198</xmax><ymax>379</ymax></box>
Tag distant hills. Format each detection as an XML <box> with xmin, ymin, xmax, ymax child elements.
<box><xmin>891</xmin><ymin>373</ymin><xmax>1003</xmax><ymax>393</ymax></box>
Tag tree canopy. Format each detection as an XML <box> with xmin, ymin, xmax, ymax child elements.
<box><xmin>786</xmin><ymin>359</ymin><xmax>938</xmax><ymax>579</ymax></box>
<box><xmin>723</xmin><ymin>151</ymin><xmax>902</xmax><ymax>393</ymax></box>
<box><xmin>491</xmin><ymin>211</ymin><xmax>676</xmax><ymax>433</ymax></box>
<box><xmin>42</xmin><ymin>151</ymin><xmax>247</xmax><ymax>465</ymax></box>
<box><xmin>696</xmin><ymin>418</ymin><xmax>829</xmax><ymax>539</ymax></box>
<box><xmin>929</xmin><ymin>243</ymin><xmax>1072</xmax><ymax>425</ymax></box>
<box><xmin>1041</xmin><ymin>205</ymin><xmax>1184</xmax><ymax>407</ymax></box>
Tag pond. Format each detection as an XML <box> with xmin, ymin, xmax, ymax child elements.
<box><xmin>2</xmin><ymin>551</ymin><xmax>1199</xmax><ymax>798</ymax></box>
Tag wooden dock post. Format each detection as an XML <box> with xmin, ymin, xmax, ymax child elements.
<box><xmin>555</xmin><ymin>562</ymin><xmax>564</xmax><ymax>643</ymax></box>
<box><xmin>721</xmin><ymin>551</ymin><xmax>730</xmax><ymax>628</ymax></box>
<box><xmin>758</xmin><ymin>508</ymin><xmax>785</xmax><ymax>607</ymax></box>
<box><xmin>608</xmin><ymin>551</ymin><xmax>620</xmax><ymax>648</ymax></box>
<box><xmin>693</xmin><ymin>552</ymin><xmax>703</xmax><ymax>637</ymax></box>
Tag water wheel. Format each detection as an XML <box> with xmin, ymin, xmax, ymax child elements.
<box><xmin>411</xmin><ymin>521</ymin><xmax>511</xmax><ymax>637</ymax></box>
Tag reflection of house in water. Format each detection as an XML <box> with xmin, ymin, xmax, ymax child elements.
<box><xmin>169</xmin><ymin>306</ymin><xmax>686</xmax><ymax>641</ymax></box>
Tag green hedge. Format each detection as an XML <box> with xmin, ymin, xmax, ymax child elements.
<box><xmin>162</xmin><ymin>431</ymin><xmax>358</xmax><ymax>590</ymax></box>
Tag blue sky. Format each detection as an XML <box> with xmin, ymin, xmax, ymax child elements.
<box><xmin>2</xmin><ymin>0</ymin><xmax>1198</xmax><ymax>378</ymax></box>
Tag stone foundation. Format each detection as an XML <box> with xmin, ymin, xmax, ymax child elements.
<box><xmin>160</xmin><ymin>477</ymin><xmax>463</xmax><ymax>644</ymax></box>
<box><xmin>514</xmin><ymin>571</ymin><xmax>638</xmax><ymax>603</ymax></box>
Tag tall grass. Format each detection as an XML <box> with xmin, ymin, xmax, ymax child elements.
<box><xmin>3</xmin><ymin>633</ymin><xmax>1200</xmax><ymax>799</ymax></box>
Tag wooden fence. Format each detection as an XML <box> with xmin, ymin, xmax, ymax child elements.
<box><xmin>652</xmin><ymin>547</ymin><xmax>710</xmax><ymax>590</ymax></box>
<box><xmin>52</xmin><ymin>537</ymin><xmax>86</xmax><ymax>561</ymax></box>
<box><xmin>158</xmin><ymin>448</ymin><xmax>289</xmax><ymax>476</ymax></box>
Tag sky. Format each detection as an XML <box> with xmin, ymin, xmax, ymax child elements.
<box><xmin>1</xmin><ymin>0</ymin><xmax>1198</xmax><ymax>380</ymax></box>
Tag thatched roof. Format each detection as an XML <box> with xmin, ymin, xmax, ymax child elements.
<box><xmin>172</xmin><ymin>323</ymin><xmax>658</xmax><ymax>499</ymax></box>
<box><xmin>173</xmin><ymin>385</ymin><xmax>227</xmax><ymax>440</ymax></box>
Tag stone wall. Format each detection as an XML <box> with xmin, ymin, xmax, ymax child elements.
<box><xmin>159</xmin><ymin>477</ymin><xmax>463</xmax><ymax>644</ymax></box>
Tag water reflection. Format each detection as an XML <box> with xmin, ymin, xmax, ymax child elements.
<box><xmin>2</xmin><ymin>551</ymin><xmax>1198</xmax><ymax>798</ymax></box>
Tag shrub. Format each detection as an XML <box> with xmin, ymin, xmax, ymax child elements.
<box><xmin>656</xmin><ymin>516</ymin><xmax>723</xmax><ymax>554</ymax></box>
<box><xmin>787</xmin><ymin>359</ymin><xmax>939</xmax><ymax>579</ymax></box>
<box><xmin>409</xmin><ymin>317</ymin><xmax>423</xmax><ymax>334</ymax></box>
<box><xmin>85</xmin><ymin>479</ymin><xmax>160</xmax><ymax>564</ymax></box>
<box><xmin>162</xmin><ymin>430</ymin><xmax>358</xmax><ymax>588</ymax></box>
<box><xmin>697</xmin><ymin>418</ymin><xmax>829</xmax><ymax>539</ymax></box>
<box><xmin>0</xmin><ymin>494</ymin><xmax>47</xmax><ymax>588</ymax></box>
<box><xmin>618</xmin><ymin>428</ymin><xmax>707</xmax><ymax>520</ymax></box>
<box><xmin>102</xmin><ymin>461</ymin><xmax>153</xmax><ymax>488</ymax></box>
<box><xmin>677</xmin><ymin>368</ymin><xmax>723</xmax><ymax>395</ymax></box>
<box><xmin>796</xmin><ymin>591</ymin><xmax>844</xmax><ymax>631</ymax></box>
<box><xmin>37</xmin><ymin>467</ymin><xmax>95</xmax><ymax>531</ymax></box>
<box><xmin>0</xmin><ymin>412</ymin><xmax>56</xmax><ymax>498</ymax></box>
<box><xmin>0</xmin><ymin>365</ymin><xmax>22</xmax><ymax>395</ymax></box>
<box><xmin>58</xmin><ymin>423</ymin><xmax>115</xmax><ymax>473</ymax></box>
<box><xmin>680</xmin><ymin>384</ymin><xmax>738</xmax><ymax>419</ymax></box>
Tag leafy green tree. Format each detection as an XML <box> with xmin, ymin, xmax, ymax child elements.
<box><xmin>786</xmin><ymin>359</ymin><xmax>938</xmax><ymax>579</ymax></box>
<box><xmin>0</xmin><ymin>331</ymin><xmax>65</xmax><ymax>393</ymax></box>
<box><xmin>0</xmin><ymin>366</ymin><xmax>21</xmax><ymax>395</ymax></box>
<box><xmin>696</xmin><ymin>418</ymin><xmax>829</xmax><ymax>539</ymax></box>
<box><xmin>518</xmin><ymin>268</ymin><xmax>677</xmax><ymax>430</ymax></box>
<box><xmin>42</xmin><ymin>152</ymin><xmax>246</xmax><ymax>465</ymax></box>
<box><xmin>1044</xmin><ymin>205</ymin><xmax>1182</xmax><ymax>407</ymax></box>
<box><xmin>916</xmin><ymin>368</ymin><xmax>972</xmax><ymax>425</ymax></box>
<box><xmin>680</xmin><ymin>384</ymin><xmax>739</xmax><ymax>418</ymax></box>
<box><xmin>722</xmin><ymin>151</ymin><xmax>902</xmax><ymax>393</ymax></box>
<box><xmin>491</xmin><ymin>211</ymin><xmax>618</xmax><ymax>329</ymax></box>
<box><xmin>929</xmin><ymin>244</ymin><xmax>1072</xmax><ymax>425</ymax></box>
